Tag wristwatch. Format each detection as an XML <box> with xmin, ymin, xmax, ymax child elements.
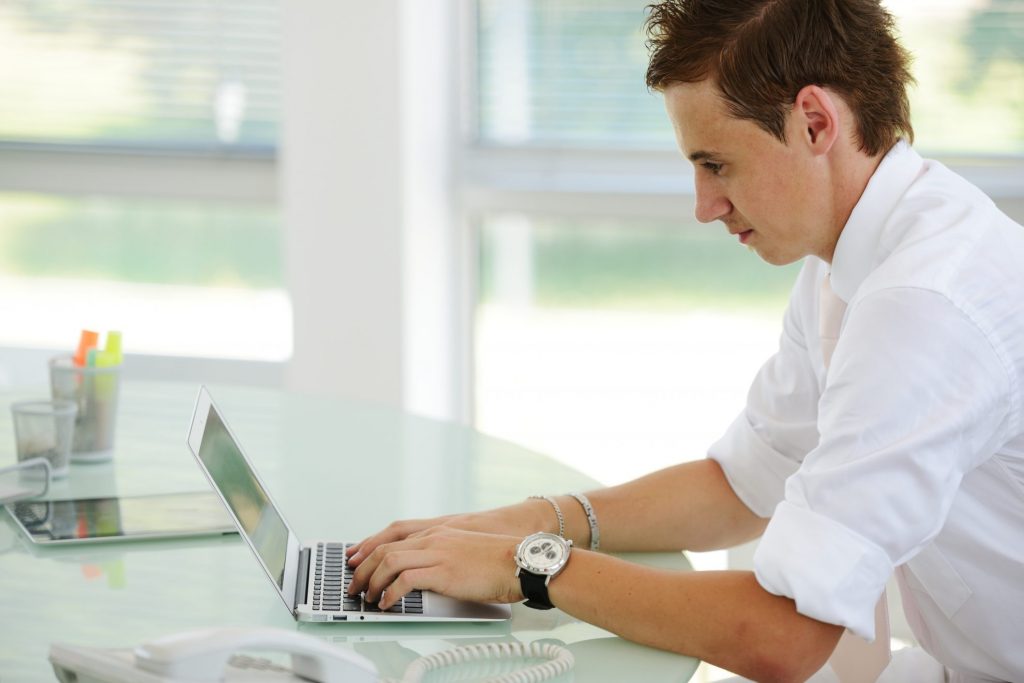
<box><xmin>514</xmin><ymin>532</ymin><xmax>573</xmax><ymax>610</ymax></box>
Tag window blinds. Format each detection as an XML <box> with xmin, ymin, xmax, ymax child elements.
<box><xmin>0</xmin><ymin>0</ymin><xmax>280</xmax><ymax>151</ymax></box>
<box><xmin>476</xmin><ymin>0</ymin><xmax>674</xmax><ymax>149</ymax></box>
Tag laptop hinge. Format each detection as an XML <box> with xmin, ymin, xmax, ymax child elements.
<box><xmin>295</xmin><ymin>546</ymin><xmax>311</xmax><ymax>608</ymax></box>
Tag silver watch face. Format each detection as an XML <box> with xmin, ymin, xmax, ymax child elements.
<box><xmin>516</xmin><ymin>532</ymin><xmax>570</xmax><ymax>576</ymax></box>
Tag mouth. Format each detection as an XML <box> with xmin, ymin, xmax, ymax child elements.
<box><xmin>731</xmin><ymin>229</ymin><xmax>754</xmax><ymax>245</ymax></box>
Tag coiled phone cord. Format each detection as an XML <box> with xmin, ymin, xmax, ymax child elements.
<box><xmin>393</xmin><ymin>641</ymin><xmax>574</xmax><ymax>683</ymax></box>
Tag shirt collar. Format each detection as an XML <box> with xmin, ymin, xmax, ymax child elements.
<box><xmin>829</xmin><ymin>140</ymin><xmax>925</xmax><ymax>302</ymax></box>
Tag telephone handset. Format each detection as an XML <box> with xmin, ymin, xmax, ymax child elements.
<box><xmin>50</xmin><ymin>627</ymin><xmax>377</xmax><ymax>683</ymax></box>
<box><xmin>51</xmin><ymin>626</ymin><xmax>574</xmax><ymax>683</ymax></box>
<box><xmin>136</xmin><ymin>627</ymin><xmax>378</xmax><ymax>683</ymax></box>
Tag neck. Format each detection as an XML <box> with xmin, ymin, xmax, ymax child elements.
<box><xmin>820</xmin><ymin>146</ymin><xmax>887</xmax><ymax>263</ymax></box>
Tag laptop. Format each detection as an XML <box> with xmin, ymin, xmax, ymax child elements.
<box><xmin>186</xmin><ymin>386</ymin><xmax>512</xmax><ymax>623</ymax></box>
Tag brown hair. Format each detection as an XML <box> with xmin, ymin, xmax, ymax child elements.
<box><xmin>644</xmin><ymin>0</ymin><xmax>915</xmax><ymax>156</ymax></box>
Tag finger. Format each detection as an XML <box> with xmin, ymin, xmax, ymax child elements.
<box><xmin>345</xmin><ymin>538</ymin><xmax>367</xmax><ymax>556</ymax></box>
<box><xmin>348</xmin><ymin>517</ymin><xmax>447</xmax><ymax>566</ymax></box>
<box><xmin>347</xmin><ymin>540</ymin><xmax>378</xmax><ymax>567</ymax></box>
<box><xmin>378</xmin><ymin>567</ymin><xmax>436</xmax><ymax>610</ymax></box>
<box><xmin>348</xmin><ymin>544</ymin><xmax>387</xmax><ymax>595</ymax></box>
<box><xmin>364</xmin><ymin>550</ymin><xmax>443</xmax><ymax>604</ymax></box>
<box><xmin>347</xmin><ymin>526</ymin><xmax>409</xmax><ymax>567</ymax></box>
<box><xmin>348</xmin><ymin>538</ymin><xmax>429</xmax><ymax>596</ymax></box>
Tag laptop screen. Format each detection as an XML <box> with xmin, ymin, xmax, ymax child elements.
<box><xmin>196</xmin><ymin>404</ymin><xmax>290</xmax><ymax>589</ymax></box>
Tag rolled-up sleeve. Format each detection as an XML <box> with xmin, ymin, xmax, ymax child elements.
<box><xmin>753</xmin><ymin>287</ymin><xmax>1012</xmax><ymax>639</ymax></box>
<box><xmin>755</xmin><ymin>503</ymin><xmax>892</xmax><ymax>638</ymax></box>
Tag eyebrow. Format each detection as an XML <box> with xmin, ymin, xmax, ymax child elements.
<box><xmin>687</xmin><ymin>150</ymin><xmax>720</xmax><ymax>162</ymax></box>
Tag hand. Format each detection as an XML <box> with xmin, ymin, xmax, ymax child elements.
<box><xmin>346</xmin><ymin>527</ymin><xmax>525</xmax><ymax>610</ymax></box>
<box><xmin>346</xmin><ymin>501</ymin><xmax>551</xmax><ymax>567</ymax></box>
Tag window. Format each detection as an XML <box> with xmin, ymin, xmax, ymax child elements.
<box><xmin>0</xmin><ymin>0</ymin><xmax>279</xmax><ymax>149</ymax></box>
<box><xmin>476</xmin><ymin>0</ymin><xmax>671</xmax><ymax>148</ymax></box>
<box><xmin>468</xmin><ymin>0</ymin><xmax>1024</xmax><ymax>489</ymax></box>
<box><xmin>476</xmin><ymin>213</ymin><xmax>798</xmax><ymax>485</ymax></box>
<box><xmin>895</xmin><ymin>0</ymin><xmax>1024</xmax><ymax>156</ymax></box>
<box><xmin>0</xmin><ymin>0</ymin><xmax>287</xmax><ymax>363</ymax></box>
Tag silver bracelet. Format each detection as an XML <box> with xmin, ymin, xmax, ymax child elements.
<box><xmin>569</xmin><ymin>492</ymin><xmax>600</xmax><ymax>551</ymax></box>
<box><xmin>528</xmin><ymin>495</ymin><xmax>565</xmax><ymax>538</ymax></box>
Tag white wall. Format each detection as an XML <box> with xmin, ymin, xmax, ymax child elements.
<box><xmin>281</xmin><ymin>0</ymin><xmax>466</xmax><ymax>422</ymax></box>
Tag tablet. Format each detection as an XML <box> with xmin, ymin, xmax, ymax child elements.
<box><xmin>4</xmin><ymin>491</ymin><xmax>238</xmax><ymax>545</ymax></box>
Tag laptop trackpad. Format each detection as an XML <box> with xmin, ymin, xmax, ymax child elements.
<box><xmin>424</xmin><ymin>592</ymin><xmax>512</xmax><ymax>621</ymax></box>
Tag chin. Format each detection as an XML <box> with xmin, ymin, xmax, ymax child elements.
<box><xmin>755</xmin><ymin>248</ymin><xmax>802</xmax><ymax>267</ymax></box>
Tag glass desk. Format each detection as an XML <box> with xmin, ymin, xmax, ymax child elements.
<box><xmin>0</xmin><ymin>382</ymin><xmax>698</xmax><ymax>682</ymax></box>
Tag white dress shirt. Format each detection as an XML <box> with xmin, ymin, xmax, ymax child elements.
<box><xmin>708</xmin><ymin>141</ymin><xmax>1024</xmax><ymax>682</ymax></box>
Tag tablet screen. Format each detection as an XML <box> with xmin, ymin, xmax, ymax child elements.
<box><xmin>6</xmin><ymin>491</ymin><xmax>238</xmax><ymax>544</ymax></box>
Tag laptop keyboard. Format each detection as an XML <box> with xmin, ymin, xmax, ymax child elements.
<box><xmin>311</xmin><ymin>542</ymin><xmax>424</xmax><ymax>614</ymax></box>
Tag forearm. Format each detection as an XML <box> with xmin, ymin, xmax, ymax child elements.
<box><xmin>351</xmin><ymin>459</ymin><xmax>765</xmax><ymax>564</ymax></box>
<box><xmin>548</xmin><ymin>552</ymin><xmax>842</xmax><ymax>682</ymax></box>
<box><xmin>548</xmin><ymin>459</ymin><xmax>767</xmax><ymax>553</ymax></box>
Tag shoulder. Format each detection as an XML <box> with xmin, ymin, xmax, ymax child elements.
<box><xmin>856</xmin><ymin>161</ymin><xmax>1024</xmax><ymax>327</ymax></box>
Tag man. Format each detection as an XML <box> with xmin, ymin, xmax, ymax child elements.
<box><xmin>347</xmin><ymin>1</ymin><xmax>1024</xmax><ymax>680</ymax></box>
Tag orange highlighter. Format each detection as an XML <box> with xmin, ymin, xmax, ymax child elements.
<box><xmin>73</xmin><ymin>330</ymin><xmax>99</xmax><ymax>367</ymax></box>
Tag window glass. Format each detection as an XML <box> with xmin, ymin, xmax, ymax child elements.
<box><xmin>0</xmin><ymin>0</ymin><xmax>280</xmax><ymax>149</ymax></box>
<box><xmin>475</xmin><ymin>213</ymin><xmax>800</xmax><ymax>485</ymax></box>
<box><xmin>0</xmin><ymin>193</ymin><xmax>289</xmax><ymax>360</ymax></box>
<box><xmin>895</xmin><ymin>0</ymin><xmax>1024</xmax><ymax>156</ymax></box>
<box><xmin>476</xmin><ymin>0</ymin><xmax>671</xmax><ymax>148</ymax></box>
<box><xmin>0</xmin><ymin>0</ymin><xmax>284</xmax><ymax>361</ymax></box>
<box><xmin>479</xmin><ymin>216</ymin><xmax>798</xmax><ymax>310</ymax></box>
<box><xmin>0</xmin><ymin>193</ymin><xmax>280</xmax><ymax>287</ymax></box>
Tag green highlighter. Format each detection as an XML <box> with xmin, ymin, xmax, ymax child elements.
<box><xmin>94</xmin><ymin>331</ymin><xmax>123</xmax><ymax>368</ymax></box>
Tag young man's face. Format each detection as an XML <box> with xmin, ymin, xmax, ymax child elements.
<box><xmin>664</xmin><ymin>79</ymin><xmax>837</xmax><ymax>265</ymax></box>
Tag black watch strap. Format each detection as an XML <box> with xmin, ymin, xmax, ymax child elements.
<box><xmin>519</xmin><ymin>570</ymin><xmax>554</xmax><ymax>610</ymax></box>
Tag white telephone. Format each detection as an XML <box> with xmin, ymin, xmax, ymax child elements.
<box><xmin>51</xmin><ymin>627</ymin><xmax>377</xmax><ymax>683</ymax></box>
<box><xmin>50</xmin><ymin>626</ymin><xmax>574</xmax><ymax>683</ymax></box>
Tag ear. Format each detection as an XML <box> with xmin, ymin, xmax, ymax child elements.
<box><xmin>792</xmin><ymin>85</ymin><xmax>840</xmax><ymax>155</ymax></box>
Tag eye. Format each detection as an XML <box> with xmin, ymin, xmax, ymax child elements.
<box><xmin>701</xmin><ymin>161</ymin><xmax>723</xmax><ymax>176</ymax></box>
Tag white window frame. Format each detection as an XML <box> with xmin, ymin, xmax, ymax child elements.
<box><xmin>0</xmin><ymin>144</ymin><xmax>276</xmax><ymax>204</ymax></box>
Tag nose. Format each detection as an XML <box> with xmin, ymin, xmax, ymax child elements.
<box><xmin>693</xmin><ymin>174</ymin><xmax>731</xmax><ymax>224</ymax></box>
